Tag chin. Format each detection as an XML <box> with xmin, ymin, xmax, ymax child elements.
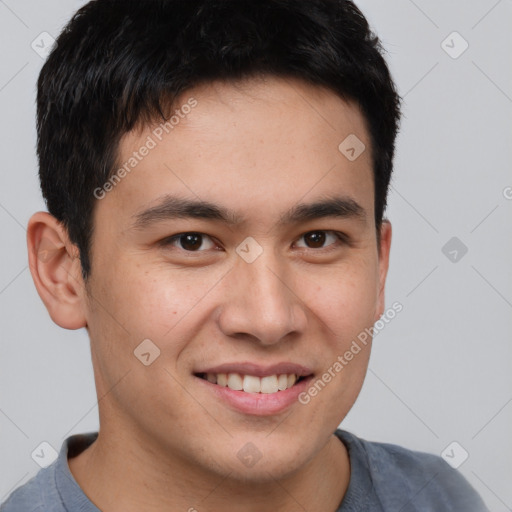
<box><xmin>211</xmin><ymin>435</ymin><xmax>311</xmax><ymax>483</ymax></box>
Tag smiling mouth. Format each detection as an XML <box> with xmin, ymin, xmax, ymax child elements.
<box><xmin>195</xmin><ymin>372</ymin><xmax>308</xmax><ymax>394</ymax></box>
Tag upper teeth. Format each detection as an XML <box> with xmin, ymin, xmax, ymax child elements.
<box><xmin>205</xmin><ymin>373</ymin><xmax>298</xmax><ymax>393</ymax></box>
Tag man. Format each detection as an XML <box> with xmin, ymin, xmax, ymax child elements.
<box><xmin>1</xmin><ymin>0</ymin><xmax>487</xmax><ymax>510</ymax></box>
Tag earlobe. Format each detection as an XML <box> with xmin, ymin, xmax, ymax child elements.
<box><xmin>375</xmin><ymin>220</ymin><xmax>392</xmax><ymax>320</ymax></box>
<box><xmin>27</xmin><ymin>212</ymin><xmax>87</xmax><ymax>330</ymax></box>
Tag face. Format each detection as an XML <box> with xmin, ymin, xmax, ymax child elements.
<box><xmin>81</xmin><ymin>77</ymin><xmax>390</xmax><ymax>481</ymax></box>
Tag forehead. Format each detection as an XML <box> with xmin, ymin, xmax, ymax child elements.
<box><xmin>101</xmin><ymin>76</ymin><xmax>374</xmax><ymax>228</ymax></box>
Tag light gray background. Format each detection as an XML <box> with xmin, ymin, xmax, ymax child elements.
<box><xmin>1</xmin><ymin>1</ymin><xmax>511</xmax><ymax>510</ymax></box>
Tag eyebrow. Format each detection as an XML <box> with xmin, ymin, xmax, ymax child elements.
<box><xmin>131</xmin><ymin>194</ymin><xmax>367</xmax><ymax>230</ymax></box>
<box><xmin>280</xmin><ymin>196</ymin><xmax>366</xmax><ymax>225</ymax></box>
<box><xmin>132</xmin><ymin>195</ymin><xmax>241</xmax><ymax>229</ymax></box>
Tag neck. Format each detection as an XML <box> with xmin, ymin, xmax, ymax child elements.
<box><xmin>68</xmin><ymin>426</ymin><xmax>350</xmax><ymax>512</ymax></box>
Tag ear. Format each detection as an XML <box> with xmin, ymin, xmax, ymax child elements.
<box><xmin>375</xmin><ymin>220</ymin><xmax>392</xmax><ymax>321</ymax></box>
<box><xmin>27</xmin><ymin>212</ymin><xmax>87</xmax><ymax>330</ymax></box>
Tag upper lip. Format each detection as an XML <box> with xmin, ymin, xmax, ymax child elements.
<box><xmin>195</xmin><ymin>362</ymin><xmax>313</xmax><ymax>378</ymax></box>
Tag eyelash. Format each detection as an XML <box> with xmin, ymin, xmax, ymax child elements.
<box><xmin>160</xmin><ymin>230</ymin><xmax>349</xmax><ymax>253</ymax></box>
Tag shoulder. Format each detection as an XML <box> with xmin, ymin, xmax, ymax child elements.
<box><xmin>336</xmin><ymin>430</ymin><xmax>488</xmax><ymax>511</ymax></box>
<box><xmin>0</xmin><ymin>432</ymin><xmax>99</xmax><ymax>512</ymax></box>
<box><xmin>0</xmin><ymin>467</ymin><xmax>53</xmax><ymax>512</ymax></box>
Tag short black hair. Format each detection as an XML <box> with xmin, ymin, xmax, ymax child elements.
<box><xmin>37</xmin><ymin>0</ymin><xmax>401</xmax><ymax>279</ymax></box>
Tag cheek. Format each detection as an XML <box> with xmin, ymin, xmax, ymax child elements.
<box><xmin>84</xmin><ymin>260</ymin><xmax>213</xmax><ymax>421</ymax></box>
<box><xmin>88</xmin><ymin>257</ymin><xmax>232</xmax><ymax>356</ymax></box>
<box><xmin>299</xmin><ymin>259</ymin><xmax>379</xmax><ymax>343</ymax></box>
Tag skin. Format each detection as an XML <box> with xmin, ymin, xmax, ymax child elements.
<box><xmin>27</xmin><ymin>76</ymin><xmax>391</xmax><ymax>512</ymax></box>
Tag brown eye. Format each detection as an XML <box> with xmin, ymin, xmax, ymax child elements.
<box><xmin>179</xmin><ymin>233</ymin><xmax>203</xmax><ymax>251</ymax></box>
<box><xmin>304</xmin><ymin>231</ymin><xmax>327</xmax><ymax>248</ymax></box>
<box><xmin>295</xmin><ymin>230</ymin><xmax>344</xmax><ymax>250</ymax></box>
<box><xmin>163</xmin><ymin>232</ymin><xmax>216</xmax><ymax>251</ymax></box>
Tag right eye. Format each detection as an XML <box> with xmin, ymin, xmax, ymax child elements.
<box><xmin>161</xmin><ymin>232</ymin><xmax>217</xmax><ymax>252</ymax></box>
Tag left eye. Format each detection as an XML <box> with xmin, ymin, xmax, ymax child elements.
<box><xmin>163</xmin><ymin>232</ymin><xmax>216</xmax><ymax>251</ymax></box>
<box><xmin>295</xmin><ymin>230</ymin><xmax>343</xmax><ymax>249</ymax></box>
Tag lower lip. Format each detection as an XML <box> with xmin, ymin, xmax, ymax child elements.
<box><xmin>195</xmin><ymin>376</ymin><xmax>313</xmax><ymax>416</ymax></box>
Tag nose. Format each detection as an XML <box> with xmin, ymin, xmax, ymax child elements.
<box><xmin>216</xmin><ymin>253</ymin><xmax>308</xmax><ymax>345</ymax></box>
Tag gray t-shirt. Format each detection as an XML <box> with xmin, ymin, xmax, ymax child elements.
<box><xmin>0</xmin><ymin>429</ymin><xmax>488</xmax><ymax>511</ymax></box>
